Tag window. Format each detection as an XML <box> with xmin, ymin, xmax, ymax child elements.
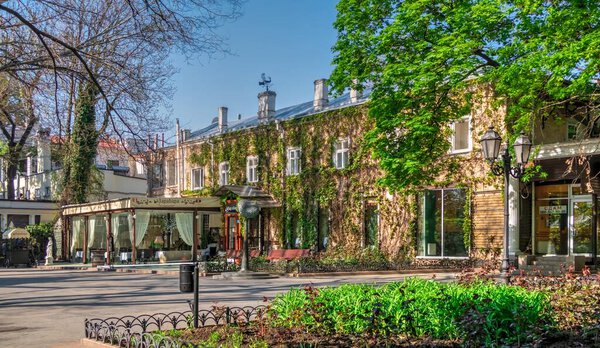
<box><xmin>317</xmin><ymin>206</ymin><xmax>329</xmax><ymax>251</ymax></box>
<box><xmin>151</xmin><ymin>163</ymin><xmax>164</xmax><ymax>188</ymax></box>
<box><xmin>106</xmin><ymin>160</ymin><xmax>119</xmax><ymax>169</ymax></box>
<box><xmin>30</xmin><ymin>157</ymin><xmax>38</xmax><ymax>174</ymax></box>
<box><xmin>135</xmin><ymin>161</ymin><xmax>145</xmax><ymax>176</ymax></box>
<box><xmin>219</xmin><ymin>162</ymin><xmax>229</xmax><ymax>185</ymax></box>
<box><xmin>334</xmin><ymin>138</ymin><xmax>350</xmax><ymax>169</ymax></box>
<box><xmin>246</xmin><ymin>156</ymin><xmax>258</xmax><ymax>183</ymax></box>
<box><xmin>418</xmin><ymin>188</ymin><xmax>468</xmax><ymax>257</ymax></box>
<box><xmin>166</xmin><ymin>159</ymin><xmax>176</xmax><ymax>186</ymax></box>
<box><xmin>364</xmin><ymin>203</ymin><xmax>379</xmax><ymax>247</ymax></box>
<box><xmin>287</xmin><ymin>147</ymin><xmax>301</xmax><ymax>176</ymax></box>
<box><xmin>450</xmin><ymin>116</ymin><xmax>471</xmax><ymax>153</ymax></box>
<box><xmin>191</xmin><ymin>168</ymin><xmax>204</xmax><ymax>189</ymax></box>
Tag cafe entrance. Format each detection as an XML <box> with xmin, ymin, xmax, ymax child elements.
<box><xmin>534</xmin><ymin>183</ymin><xmax>596</xmax><ymax>256</ymax></box>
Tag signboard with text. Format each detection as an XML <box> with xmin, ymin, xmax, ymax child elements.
<box><xmin>539</xmin><ymin>205</ymin><xmax>567</xmax><ymax>214</ymax></box>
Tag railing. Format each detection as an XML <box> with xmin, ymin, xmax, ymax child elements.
<box><xmin>84</xmin><ymin>305</ymin><xmax>268</xmax><ymax>348</ymax></box>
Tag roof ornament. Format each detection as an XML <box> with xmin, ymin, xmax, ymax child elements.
<box><xmin>258</xmin><ymin>73</ymin><xmax>272</xmax><ymax>91</ymax></box>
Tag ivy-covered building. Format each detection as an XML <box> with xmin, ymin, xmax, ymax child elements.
<box><xmin>149</xmin><ymin>78</ymin><xmax>600</xmax><ymax>269</ymax></box>
<box><xmin>147</xmin><ymin>79</ymin><xmax>502</xmax><ymax>265</ymax></box>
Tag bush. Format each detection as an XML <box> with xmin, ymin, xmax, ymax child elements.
<box><xmin>269</xmin><ymin>278</ymin><xmax>552</xmax><ymax>346</ymax></box>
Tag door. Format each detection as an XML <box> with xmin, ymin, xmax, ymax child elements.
<box><xmin>570</xmin><ymin>197</ymin><xmax>593</xmax><ymax>254</ymax></box>
<box><xmin>225</xmin><ymin>215</ymin><xmax>241</xmax><ymax>251</ymax></box>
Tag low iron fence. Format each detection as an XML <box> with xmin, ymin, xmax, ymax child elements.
<box><xmin>84</xmin><ymin>305</ymin><xmax>267</xmax><ymax>348</ymax></box>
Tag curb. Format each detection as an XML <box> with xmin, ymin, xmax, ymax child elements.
<box><xmin>81</xmin><ymin>338</ymin><xmax>115</xmax><ymax>347</ymax></box>
<box><xmin>287</xmin><ymin>268</ymin><xmax>459</xmax><ymax>277</ymax></box>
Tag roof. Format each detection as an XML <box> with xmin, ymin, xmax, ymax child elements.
<box><xmin>213</xmin><ymin>185</ymin><xmax>281</xmax><ymax>208</ymax></box>
<box><xmin>187</xmin><ymin>90</ymin><xmax>370</xmax><ymax>141</ymax></box>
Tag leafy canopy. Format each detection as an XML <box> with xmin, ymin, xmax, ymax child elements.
<box><xmin>330</xmin><ymin>0</ymin><xmax>600</xmax><ymax>191</ymax></box>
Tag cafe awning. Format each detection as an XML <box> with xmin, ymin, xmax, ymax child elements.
<box><xmin>3</xmin><ymin>228</ymin><xmax>30</xmax><ymax>239</ymax></box>
<box><xmin>213</xmin><ymin>185</ymin><xmax>281</xmax><ymax>208</ymax></box>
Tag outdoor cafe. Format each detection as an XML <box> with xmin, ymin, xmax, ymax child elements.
<box><xmin>60</xmin><ymin>197</ymin><xmax>222</xmax><ymax>265</ymax></box>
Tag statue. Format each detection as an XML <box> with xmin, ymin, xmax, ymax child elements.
<box><xmin>45</xmin><ymin>237</ymin><xmax>54</xmax><ymax>266</ymax></box>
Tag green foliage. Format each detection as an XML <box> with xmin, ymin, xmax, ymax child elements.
<box><xmin>26</xmin><ymin>222</ymin><xmax>55</xmax><ymax>259</ymax></box>
<box><xmin>61</xmin><ymin>81</ymin><xmax>100</xmax><ymax>204</ymax></box>
<box><xmin>331</xmin><ymin>0</ymin><xmax>600</xmax><ymax>191</ymax></box>
<box><xmin>270</xmin><ymin>278</ymin><xmax>551</xmax><ymax>345</ymax></box>
<box><xmin>187</xmin><ymin>106</ymin><xmax>375</xmax><ymax>250</ymax></box>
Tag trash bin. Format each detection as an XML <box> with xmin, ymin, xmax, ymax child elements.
<box><xmin>179</xmin><ymin>263</ymin><xmax>194</xmax><ymax>293</ymax></box>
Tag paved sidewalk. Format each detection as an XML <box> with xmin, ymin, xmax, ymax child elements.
<box><xmin>0</xmin><ymin>268</ymin><xmax>458</xmax><ymax>347</ymax></box>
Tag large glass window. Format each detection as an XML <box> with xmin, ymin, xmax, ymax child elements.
<box><xmin>364</xmin><ymin>203</ymin><xmax>379</xmax><ymax>247</ymax></box>
<box><xmin>418</xmin><ymin>188</ymin><xmax>468</xmax><ymax>257</ymax></box>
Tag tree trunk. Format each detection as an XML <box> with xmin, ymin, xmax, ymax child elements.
<box><xmin>5</xmin><ymin>156</ymin><xmax>17</xmax><ymax>199</ymax></box>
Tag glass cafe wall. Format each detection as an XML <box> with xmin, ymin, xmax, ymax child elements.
<box><xmin>87</xmin><ymin>214</ymin><xmax>108</xmax><ymax>260</ymax></box>
<box><xmin>534</xmin><ymin>183</ymin><xmax>596</xmax><ymax>256</ymax></box>
<box><xmin>130</xmin><ymin>211</ymin><xmax>194</xmax><ymax>261</ymax></box>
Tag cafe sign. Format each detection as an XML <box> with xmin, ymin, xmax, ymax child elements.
<box><xmin>539</xmin><ymin>205</ymin><xmax>567</xmax><ymax>214</ymax></box>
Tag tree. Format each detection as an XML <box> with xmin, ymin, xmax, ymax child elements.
<box><xmin>0</xmin><ymin>76</ymin><xmax>38</xmax><ymax>199</ymax></box>
<box><xmin>330</xmin><ymin>0</ymin><xmax>600</xmax><ymax>191</ymax></box>
<box><xmin>0</xmin><ymin>0</ymin><xmax>242</xmax><ymax>202</ymax></box>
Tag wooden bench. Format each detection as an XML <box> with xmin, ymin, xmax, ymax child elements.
<box><xmin>266</xmin><ymin>249</ymin><xmax>310</xmax><ymax>261</ymax></box>
<box><xmin>225</xmin><ymin>249</ymin><xmax>260</xmax><ymax>260</ymax></box>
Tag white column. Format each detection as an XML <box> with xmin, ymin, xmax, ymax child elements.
<box><xmin>508</xmin><ymin>176</ymin><xmax>520</xmax><ymax>256</ymax></box>
<box><xmin>28</xmin><ymin>214</ymin><xmax>35</xmax><ymax>226</ymax></box>
<box><xmin>0</xmin><ymin>213</ymin><xmax>6</xmax><ymax>231</ymax></box>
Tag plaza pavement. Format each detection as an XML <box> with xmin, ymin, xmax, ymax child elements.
<box><xmin>0</xmin><ymin>268</ymin><xmax>458</xmax><ymax>347</ymax></box>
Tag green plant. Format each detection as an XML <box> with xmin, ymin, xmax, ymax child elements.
<box><xmin>270</xmin><ymin>278</ymin><xmax>551</xmax><ymax>346</ymax></box>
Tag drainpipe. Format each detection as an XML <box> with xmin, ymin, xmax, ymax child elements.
<box><xmin>207</xmin><ymin>139</ymin><xmax>214</xmax><ymax>187</ymax></box>
<box><xmin>176</xmin><ymin>119</ymin><xmax>181</xmax><ymax>197</ymax></box>
<box><xmin>276</xmin><ymin>120</ymin><xmax>286</xmax><ymax>248</ymax></box>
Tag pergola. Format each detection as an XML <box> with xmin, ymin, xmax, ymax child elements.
<box><xmin>61</xmin><ymin>197</ymin><xmax>221</xmax><ymax>264</ymax></box>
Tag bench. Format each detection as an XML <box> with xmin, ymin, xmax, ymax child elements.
<box><xmin>266</xmin><ymin>249</ymin><xmax>310</xmax><ymax>261</ymax></box>
<box><xmin>225</xmin><ymin>249</ymin><xmax>260</xmax><ymax>261</ymax></box>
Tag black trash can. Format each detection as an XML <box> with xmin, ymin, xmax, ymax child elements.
<box><xmin>179</xmin><ymin>263</ymin><xmax>194</xmax><ymax>293</ymax></box>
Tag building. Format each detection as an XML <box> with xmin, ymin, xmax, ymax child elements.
<box><xmin>82</xmin><ymin>77</ymin><xmax>598</xmax><ymax>270</ymax></box>
<box><xmin>0</xmin><ymin>128</ymin><xmax>148</xmax><ymax>247</ymax></box>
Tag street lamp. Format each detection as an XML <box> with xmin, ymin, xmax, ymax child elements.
<box><xmin>480</xmin><ymin>126</ymin><xmax>532</xmax><ymax>282</ymax></box>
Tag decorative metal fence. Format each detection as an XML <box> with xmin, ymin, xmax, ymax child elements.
<box><xmin>84</xmin><ymin>305</ymin><xmax>268</xmax><ymax>348</ymax></box>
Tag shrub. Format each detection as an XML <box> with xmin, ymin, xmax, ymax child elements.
<box><xmin>270</xmin><ymin>278</ymin><xmax>552</xmax><ymax>346</ymax></box>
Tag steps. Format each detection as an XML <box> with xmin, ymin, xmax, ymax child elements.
<box><xmin>518</xmin><ymin>255</ymin><xmax>582</xmax><ymax>276</ymax></box>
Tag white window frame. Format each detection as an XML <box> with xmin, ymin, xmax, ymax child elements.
<box><xmin>166</xmin><ymin>159</ymin><xmax>176</xmax><ymax>186</ymax></box>
<box><xmin>287</xmin><ymin>147</ymin><xmax>301</xmax><ymax>176</ymax></box>
<box><xmin>191</xmin><ymin>167</ymin><xmax>204</xmax><ymax>190</ymax></box>
<box><xmin>333</xmin><ymin>137</ymin><xmax>350</xmax><ymax>169</ymax></box>
<box><xmin>449</xmin><ymin>115</ymin><xmax>472</xmax><ymax>154</ymax></box>
<box><xmin>219</xmin><ymin>161</ymin><xmax>229</xmax><ymax>186</ymax></box>
<box><xmin>246</xmin><ymin>156</ymin><xmax>259</xmax><ymax>183</ymax></box>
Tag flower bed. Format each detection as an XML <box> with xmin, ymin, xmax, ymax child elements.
<box><xmin>87</xmin><ymin>272</ymin><xmax>600</xmax><ymax>347</ymax></box>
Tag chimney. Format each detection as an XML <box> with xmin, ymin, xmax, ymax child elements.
<box><xmin>154</xmin><ymin>134</ymin><xmax>159</xmax><ymax>149</ymax></box>
<box><xmin>218</xmin><ymin>106</ymin><xmax>228</xmax><ymax>133</ymax></box>
<box><xmin>350</xmin><ymin>79</ymin><xmax>362</xmax><ymax>103</ymax></box>
<box><xmin>258</xmin><ymin>90</ymin><xmax>276</xmax><ymax>122</ymax></box>
<box><xmin>182</xmin><ymin>129</ymin><xmax>191</xmax><ymax>141</ymax></box>
<box><xmin>313</xmin><ymin>78</ymin><xmax>329</xmax><ymax>110</ymax></box>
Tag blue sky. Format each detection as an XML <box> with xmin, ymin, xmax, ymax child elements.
<box><xmin>166</xmin><ymin>1</ymin><xmax>339</xmax><ymax>139</ymax></box>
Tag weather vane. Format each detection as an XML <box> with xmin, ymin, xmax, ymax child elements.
<box><xmin>258</xmin><ymin>73</ymin><xmax>272</xmax><ymax>91</ymax></box>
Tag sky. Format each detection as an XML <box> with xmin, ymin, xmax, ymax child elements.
<box><xmin>166</xmin><ymin>1</ymin><xmax>339</xmax><ymax>141</ymax></box>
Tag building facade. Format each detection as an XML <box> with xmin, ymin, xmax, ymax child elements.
<box><xmin>150</xmin><ymin>79</ymin><xmax>600</xmax><ymax>267</ymax></box>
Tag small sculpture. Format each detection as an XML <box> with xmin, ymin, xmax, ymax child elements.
<box><xmin>45</xmin><ymin>237</ymin><xmax>54</xmax><ymax>266</ymax></box>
